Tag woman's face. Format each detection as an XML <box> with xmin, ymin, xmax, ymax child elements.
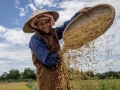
<box><xmin>36</xmin><ymin>19</ymin><xmax>51</xmax><ymax>33</ymax></box>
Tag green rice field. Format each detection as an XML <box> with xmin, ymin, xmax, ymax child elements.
<box><xmin>27</xmin><ymin>79</ymin><xmax>120</xmax><ymax>90</ymax></box>
<box><xmin>0</xmin><ymin>79</ymin><xmax>120</xmax><ymax>90</ymax></box>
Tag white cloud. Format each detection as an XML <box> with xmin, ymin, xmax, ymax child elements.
<box><xmin>58</xmin><ymin>1</ymin><xmax>86</xmax><ymax>9</ymax></box>
<box><xmin>12</xmin><ymin>19</ymin><xmax>19</xmax><ymax>25</ymax></box>
<box><xmin>34</xmin><ymin>0</ymin><xmax>56</xmax><ymax>8</ymax></box>
<box><xmin>14</xmin><ymin>0</ymin><xmax>28</xmax><ymax>17</ymax></box>
<box><xmin>28</xmin><ymin>3</ymin><xmax>37</xmax><ymax>11</ymax></box>
<box><xmin>14</xmin><ymin>0</ymin><xmax>20</xmax><ymax>6</ymax></box>
<box><xmin>0</xmin><ymin>43</ymin><xmax>11</xmax><ymax>49</ymax></box>
<box><xmin>15</xmin><ymin>6</ymin><xmax>27</xmax><ymax>17</ymax></box>
<box><xmin>98</xmin><ymin>58</ymin><xmax>120</xmax><ymax>73</ymax></box>
<box><xmin>0</xmin><ymin>25</ymin><xmax>34</xmax><ymax>74</ymax></box>
<box><xmin>0</xmin><ymin>26</ymin><xmax>33</xmax><ymax>45</ymax></box>
<box><xmin>0</xmin><ymin>25</ymin><xmax>34</xmax><ymax>75</ymax></box>
<box><xmin>19</xmin><ymin>7</ymin><xmax>26</xmax><ymax>16</ymax></box>
<box><xmin>0</xmin><ymin>25</ymin><xmax>7</xmax><ymax>33</ymax></box>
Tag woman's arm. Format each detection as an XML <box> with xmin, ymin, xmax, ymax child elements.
<box><xmin>55</xmin><ymin>7</ymin><xmax>91</xmax><ymax>40</ymax></box>
<box><xmin>29</xmin><ymin>35</ymin><xmax>60</xmax><ymax>68</ymax></box>
<box><xmin>55</xmin><ymin>12</ymin><xmax>79</xmax><ymax>40</ymax></box>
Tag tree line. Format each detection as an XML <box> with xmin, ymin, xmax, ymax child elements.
<box><xmin>0</xmin><ymin>68</ymin><xmax>36</xmax><ymax>82</ymax></box>
<box><xmin>0</xmin><ymin>68</ymin><xmax>120</xmax><ymax>82</ymax></box>
<box><xmin>68</xmin><ymin>68</ymin><xmax>120</xmax><ymax>80</ymax></box>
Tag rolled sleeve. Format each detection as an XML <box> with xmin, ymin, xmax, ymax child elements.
<box><xmin>29</xmin><ymin>35</ymin><xmax>60</xmax><ymax>68</ymax></box>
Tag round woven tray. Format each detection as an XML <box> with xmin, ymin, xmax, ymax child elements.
<box><xmin>62</xmin><ymin>4</ymin><xmax>115</xmax><ymax>46</ymax></box>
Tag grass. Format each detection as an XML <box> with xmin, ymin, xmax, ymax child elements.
<box><xmin>70</xmin><ymin>79</ymin><xmax>120</xmax><ymax>90</ymax></box>
<box><xmin>0</xmin><ymin>82</ymin><xmax>30</xmax><ymax>90</ymax></box>
<box><xmin>98</xmin><ymin>79</ymin><xmax>120</xmax><ymax>90</ymax></box>
<box><xmin>0</xmin><ymin>79</ymin><xmax>120</xmax><ymax>90</ymax></box>
<box><xmin>26</xmin><ymin>79</ymin><xmax>120</xmax><ymax>90</ymax></box>
<box><xmin>26</xmin><ymin>81</ymin><xmax>38</xmax><ymax>90</ymax></box>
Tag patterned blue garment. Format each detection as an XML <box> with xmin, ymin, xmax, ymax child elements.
<box><xmin>29</xmin><ymin>12</ymin><xmax>79</xmax><ymax>68</ymax></box>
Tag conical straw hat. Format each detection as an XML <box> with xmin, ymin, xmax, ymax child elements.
<box><xmin>23</xmin><ymin>10</ymin><xmax>59</xmax><ymax>33</ymax></box>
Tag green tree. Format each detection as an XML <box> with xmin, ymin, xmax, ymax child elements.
<box><xmin>96</xmin><ymin>73</ymin><xmax>106</xmax><ymax>79</ymax></box>
<box><xmin>85</xmin><ymin>70</ymin><xmax>94</xmax><ymax>78</ymax></box>
<box><xmin>7</xmin><ymin>69</ymin><xmax>20</xmax><ymax>79</ymax></box>
<box><xmin>22</xmin><ymin>68</ymin><xmax>36</xmax><ymax>79</ymax></box>
<box><xmin>104</xmin><ymin>71</ymin><xmax>118</xmax><ymax>79</ymax></box>
<box><xmin>0</xmin><ymin>72</ymin><xmax>8</xmax><ymax>80</ymax></box>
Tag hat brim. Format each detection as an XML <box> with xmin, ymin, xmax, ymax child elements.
<box><xmin>23</xmin><ymin>10</ymin><xmax>59</xmax><ymax>33</ymax></box>
<box><xmin>35</xmin><ymin>16</ymin><xmax>50</xmax><ymax>24</ymax></box>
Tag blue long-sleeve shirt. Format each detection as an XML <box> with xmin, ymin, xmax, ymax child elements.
<box><xmin>29</xmin><ymin>12</ymin><xmax>79</xmax><ymax>68</ymax></box>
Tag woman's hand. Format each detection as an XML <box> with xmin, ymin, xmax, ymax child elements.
<box><xmin>58</xmin><ymin>50</ymin><xmax>62</xmax><ymax>58</ymax></box>
<box><xmin>78</xmin><ymin>7</ymin><xmax>91</xmax><ymax>14</ymax></box>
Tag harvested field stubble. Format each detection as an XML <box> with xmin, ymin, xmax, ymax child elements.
<box><xmin>0</xmin><ymin>82</ymin><xmax>30</xmax><ymax>90</ymax></box>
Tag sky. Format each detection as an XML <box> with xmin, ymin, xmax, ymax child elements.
<box><xmin>0</xmin><ymin>0</ymin><xmax>120</xmax><ymax>75</ymax></box>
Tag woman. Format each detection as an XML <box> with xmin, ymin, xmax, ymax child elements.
<box><xmin>23</xmin><ymin>7</ymin><xmax>90</xmax><ymax>90</ymax></box>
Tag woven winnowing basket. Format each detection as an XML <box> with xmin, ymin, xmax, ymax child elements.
<box><xmin>62</xmin><ymin>4</ymin><xmax>115</xmax><ymax>47</ymax></box>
